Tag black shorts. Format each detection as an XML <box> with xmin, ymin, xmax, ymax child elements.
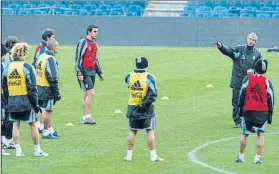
<box><xmin>129</xmin><ymin>117</ymin><xmax>156</xmax><ymax>130</ymax></box>
<box><xmin>38</xmin><ymin>99</ymin><xmax>54</xmax><ymax>111</ymax></box>
<box><xmin>78</xmin><ymin>75</ymin><xmax>95</xmax><ymax>91</ymax></box>
<box><xmin>9</xmin><ymin>110</ymin><xmax>36</xmax><ymax>123</ymax></box>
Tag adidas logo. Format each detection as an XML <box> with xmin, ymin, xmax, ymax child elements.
<box><xmin>131</xmin><ymin>80</ymin><xmax>143</xmax><ymax>91</ymax></box>
<box><xmin>9</xmin><ymin>69</ymin><xmax>21</xmax><ymax>79</ymax></box>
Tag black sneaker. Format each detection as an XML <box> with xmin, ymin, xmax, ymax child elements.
<box><xmin>3</xmin><ymin>143</ymin><xmax>15</xmax><ymax>149</ymax></box>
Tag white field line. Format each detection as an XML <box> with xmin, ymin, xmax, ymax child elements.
<box><xmin>188</xmin><ymin>132</ymin><xmax>279</xmax><ymax>174</ymax></box>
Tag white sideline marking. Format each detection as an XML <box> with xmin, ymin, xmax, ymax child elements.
<box><xmin>188</xmin><ymin>132</ymin><xmax>279</xmax><ymax>174</ymax></box>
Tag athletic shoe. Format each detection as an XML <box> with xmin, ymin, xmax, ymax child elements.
<box><xmin>253</xmin><ymin>158</ymin><xmax>262</xmax><ymax>164</ymax></box>
<box><xmin>150</xmin><ymin>155</ymin><xmax>164</xmax><ymax>162</ymax></box>
<box><xmin>42</xmin><ymin>134</ymin><xmax>58</xmax><ymax>139</ymax></box>
<box><xmin>16</xmin><ymin>151</ymin><xmax>25</xmax><ymax>157</ymax></box>
<box><xmin>3</xmin><ymin>143</ymin><xmax>15</xmax><ymax>149</ymax></box>
<box><xmin>81</xmin><ymin>116</ymin><xmax>96</xmax><ymax>125</ymax></box>
<box><xmin>235</xmin><ymin>156</ymin><xmax>244</xmax><ymax>163</ymax></box>
<box><xmin>34</xmin><ymin>151</ymin><xmax>49</xmax><ymax>157</ymax></box>
<box><xmin>51</xmin><ymin>131</ymin><xmax>60</xmax><ymax>137</ymax></box>
<box><xmin>124</xmin><ymin>156</ymin><xmax>132</xmax><ymax>161</ymax></box>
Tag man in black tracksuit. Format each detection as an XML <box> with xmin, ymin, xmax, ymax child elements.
<box><xmin>215</xmin><ymin>32</ymin><xmax>262</xmax><ymax>128</ymax></box>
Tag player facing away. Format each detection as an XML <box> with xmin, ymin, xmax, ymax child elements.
<box><xmin>124</xmin><ymin>57</ymin><xmax>164</xmax><ymax>162</ymax></box>
<box><xmin>36</xmin><ymin>39</ymin><xmax>61</xmax><ymax>139</ymax></box>
<box><xmin>235</xmin><ymin>59</ymin><xmax>274</xmax><ymax>164</ymax></box>
<box><xmin>32</xmin><ymin>28</ymin><xmax>55</xmax><ymax>133</ymax></box>
<box><xmin>2</xmin><ymin>43</ymin><xmax>48</xmax><ymax>157</ymax></box>
<box><xmin>75</xmin><ymin>25</ymin><xmax>104</xmax><ymax>124</ymax></box>
<box><xmin>1</xmin><ymin>37</ymin><xmax>19</xmax><ymax>150</ymax></box>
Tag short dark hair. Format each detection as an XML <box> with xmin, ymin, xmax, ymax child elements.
<box><xmin>1</xmin><ymin>43</ymin><xmax>8</xmax><ymax>56</ymax></box>
<box><xmin>42</xmin><ymin>28</ymin><xmax>55</xmax><ymax>41</ymax></box>
<box><xmin>87</xmin><ymin>25</ymin><xmax>98</xmax><ymax>34</ymax></box>
<box><xmin>4</xmin><ymin>36</ymin><xmax>19</xmax><ymax>50</ymax></box>
<box><xmin>255</xmin><ymin>59</ymin><xmax>268</xmax><ymax>74</ymax></box>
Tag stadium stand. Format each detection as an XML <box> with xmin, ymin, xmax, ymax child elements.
<box><xmin>1</xmin><ymin>1</ymin><xmax>149</xmax><ymax>16</ymax></box>
<box><xmin>181</xmin><ymin>0</ymin><xmax>279</xmax><ymax>18</ymax></box>
<box><xmin>1</xmin><ymin>1</ymin><xmax>279</xmax><ymax>18</ymax></box>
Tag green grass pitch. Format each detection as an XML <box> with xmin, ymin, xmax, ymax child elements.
<box><xmin>2</xmin><ymin>46</ymin><xmax>279</xmax><ymax>174</ymax></box>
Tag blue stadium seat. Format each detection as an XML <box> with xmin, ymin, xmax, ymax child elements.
<box><xmin>196</xmin><ymin>13</ymin><xmax>209</xmax><ymax>18</ymax></box>
<box><xmin>83</xmin><ymin>4</ymin><xmax>97</xmax><ymax>12</ymax></box>
<box><xmin>231</xmin><ymin>1</ymin><xmax>245</xmax><ymax>8</ymax></box>
<box><xmin>197</xmin><ymin>6</ymin><xmax>212</xmax><ymax>15</ymax></box>
<box><xmin>37</xmin><ymin>4</ymin><xmax>51</xmax><ymax>13</ymax></box>
<box><xmin>2</xmin><ymin>10</ymin><xmax>16</xmax><ymax>15</ymax></box>
<box><xmin>23</xmin><ymin>3</ymin><xmax>35</xmax><ymax>10</ymax></box>
<box><xmin>113</xmin><ymin>5</ymin><xmax>125</xmax><ymax>13</ymax></box>
<box><xmin>79</xmin><ymin>10</ymin><xmax>92</xmax><ymax>16</ymax></box>
<box><xmin>87</xmin><ymin>1</ymin><xmax>101</xmax><ymax>7</ymax></box>
<box><xmin>116</xmin><ymin>1</ymin><xmax>131</xmax><ymax>8</ymax></box>
<box><xmin>18</xmin><ymin>10</ymin><xmax>32</xmax><ymax>15</ymax></box>
<box><xmin>54</xmin><ymin>11</ymin><xmax>62</xmax><ymax>15</ymax></box>
<box><xmin>103</xmin><ymin>1</ymin><xmax>116</xmax><ymax>7</ymax></box>
<box><xmin>41</xmin><ymin>1</ymin><xmax>54</xmax><ymax>6</ymax></box>
<box><xmin>94</xmin><ymin>11</ymin><xmax>108</xmax><ymax>16</ymax></box>
<box><xmin>68</xmin><ymin>4</ymin><xmax>82</xmax><ymax>11</ymax></box>
<box><xmin>98</xmin><ymin>5</ymin><xmax>111</xmax><ymax>13</ymax></box>
<box><xmin>184</xmin><ymin>6</ymin><xmax>196</xmax><ymax>13</ymax></box>
<box><xmin>260</xmin><ymin>7</ymin><xmax>273</xmax><ymax>12</ymax></box>
<box><xmin>272</xmin><ymin>14</ymin><xmax>279</xmax><ymax>18</ymax></box>
<box><xmin>211</xmin><ymin>13</ymin><xmax>224</xmax><ymax>18</ymax></box>
<box><xmin>213</xmin><ymin>6</ymin><xmax>228</xmax><ymax>13</ymax></box>
<box><xmin>187</xmin><ymin>1</ymin><xmax>199</xmax><ymax>7</ymax></box>
<box><xmin>53</xmin><ymin>4</ymin><xmax>66</xmax><ymax>11</ymax></box>
<box><xmin>256</xmin><ymin>13</ymin><xmax>271</xmax><ymax>18</ymax></box>
<box><xmin>130</xmin><ymin>1</ymin><xmax>146</xmax><ymax>9</ymax></box>
<box><xmin>240</xmin><ymin>13</ymin><xmax>254</xmax><ymax>18</ymax></box>
<box><xmin>246</xmin><ymin>1</ymin><xmax>261</xmax><ymax>10</ymax></box>
<box><xmin>126</xmin><ymin>11</ymin><xmax>139</xmax><ymax>16</ymax></box>
<box><xmin>181</xmin><ymin>12</ymin><xmax>194</xmax><ymax>17</ymax></box>
<box><xmin>12</xmin><ymin>1</ymin><xmax>25</xmax><ymax>6</ymax></box>
<box><xmin>71</xmin><ymin>1</ymin><xmax>86</xmax><ymax>6</ymax></box>
<box><xmin>8</xmin><ymin>3</ymin><xmax>21</xmax><ymax>10</ymax></box>
<box><xmin>242</xmin><ymin>7</ymin><xmax>256</xmax><ymax>16</ymax></box>
<box><xmin>215</xmin><ymin>1</ymin><xmax>230</xmax><ymax>8</ymax></box>
<box><xmin>1</xmin><ymin>1</ymin><xmax>8</xmax><ymax>6</ymax></box>
<box><xmin>109</xmin><ymin>11</ymin><xmax>123</xmax><ymax>16</ymax></box>
<box><xmin>224</xmin><ymin>13</ymin><xmax>239</xmax><ymax>18</ymax></box>
<box><xmin>127</xmin><ymin>5</ymin><xmax>142</xmax><ymax>15</ymax></box>
<box><xmin>63</xmin><ymin>10</ymin><xmax>78</xmax><ymax>16</ymax></box>
<box><xmin>228</xmin><ymin>7</ymin><xmax>240</xmax><ymax>15</ymax></box>
<box><xmin>201</xmin><ymin>1</ymin><xmax>215</xmax><ymax>8</ymax></box>
<box><xmin>33</xmin><ymin>10</ymin><xmax>47</xmax><ymax>15</ymax></box>
<box><xmin>28</xmin><ymin>1</ymin><xmax>41</xmax><ymax>5</ymax></box>
<box><xmin>263</xmin><ymin>1</ymin><xmax>277</xmax><ymax>10</ymax></box>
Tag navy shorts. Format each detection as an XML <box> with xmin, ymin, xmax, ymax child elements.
<box><xmin>9</xmin><ymin>110</ymin><xmax>36</xmax><ymax>123</ymax></box>
<box><xmin>39</xmin><ymin>99</ymin><xmax>55</xmax><ymax>111</ymax></box>
<box><xmin>78</xmin><ymin>75</ymin><xmax>95</xmax><ymax>91</ymax></box>
<box><xmin>128</xmin><ymin>117</ymin><xmax>156</xmax><ymax>130</ymax></box>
